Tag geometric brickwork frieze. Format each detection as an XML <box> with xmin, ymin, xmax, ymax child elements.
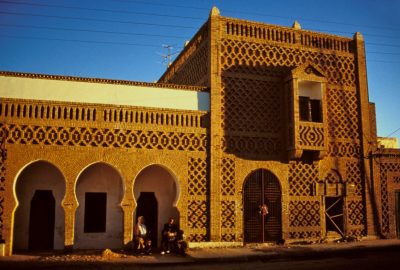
<box><xmin>220</xmin><ymin>39</ymin><xmax>356</xmax><ymax>87</ymax></box>
<box><xmin>222</xmin><ymin>135</ymin><xmax>280</xmax><ymax>158</ymax></box>
<box><xmin>5</xmin><ymin>124</ymin><xmax>207</xmax><ymax>152</ymax></box>
<box><xmin>328</xmin><ymin>141</ymin><xmax>361</xmax><ymax>158</ymax></box>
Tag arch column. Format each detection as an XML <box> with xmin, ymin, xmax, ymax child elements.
<box><xmin>121</xmin><ymin>179</ymin><xmax>136</xmax><ymax>247</ymax></box>
<box><xmin>62</xmin><ymin>180</ymin><xmax>78</xmax><ymax>249</ymax></box>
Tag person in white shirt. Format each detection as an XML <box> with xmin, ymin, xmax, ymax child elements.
<box><xmin>133</xmin><ymin>216</ymin><xmax>152</xmax><ymax>255</ymax></box>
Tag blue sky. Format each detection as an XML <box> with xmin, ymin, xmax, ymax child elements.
<box><xmin>0</xmin><ymin>0</ymin><xmax>399</xmax><ymax>142</ymax></box>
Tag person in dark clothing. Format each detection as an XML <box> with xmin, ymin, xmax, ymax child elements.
<box><xmin>176</xmin><ymin>229</ymin><xmax>188</xmax><ymax>256</ymax></box>
<box><xmin>160</xmin><ymin>217</ymin><xmax>178</xmax><ymax>254</ymax></box>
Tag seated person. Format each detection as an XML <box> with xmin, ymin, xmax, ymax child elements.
<box><xmin>161</xmin><ymin>217</ymin><xmax>178</xmax><ymax>254</ymax></box>
<box><xmin>133</xmin><ymin>216</ymin><xmax>152</xmax><ymax>255</ymax></box>
<box><xmin>176</xmin><ymin>229</ymin><xmax>188</xmax><ymax>256</ymax></box>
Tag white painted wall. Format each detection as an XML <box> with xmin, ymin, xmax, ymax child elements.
<box><xmin>14</xmin><ymin>161</ymin><xmax>66</xmax><ymax>250</ymax></box>
<box><xmin>133</xmin><ymin>165</ymin><xmax>179</xmax><ymax>246</ymax></box>
<box><xmin>74</xmin><ymin>163</ymin><xmax>124</xmax><ymax>249</ymax></box>
<box><xmin>0</xmin><ymin>76</ymin><xmax>210</xmax><ymax>111</ymax></box>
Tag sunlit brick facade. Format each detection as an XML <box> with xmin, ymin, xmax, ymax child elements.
<box><xmin>1</xmin><ymin>7</ymin><xmax>399</xmax><ymax>255</ymax></box>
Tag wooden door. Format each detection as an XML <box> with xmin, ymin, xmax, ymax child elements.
<box><xmin>243</xmin><ymin>169</ymin><xmax>281</xmax><ymax>243</ymax></box>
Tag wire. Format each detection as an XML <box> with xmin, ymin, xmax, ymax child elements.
<box><xmin>0</xmin><ymin>34</ymin><xmax>170</xmax><ymax>48</ymax></box>
<box><xmin>0</xmin><ymin>23</ymin><xmax>189</xmax><ymax>39</ymax></box>
<box><xmin>5</xmin><ymin>0</ymin><xmax>400</xmax><ymax>36</ymax></box>
<box><xmin>110</xmin><ymin>0</ymin><xmax>400</xmax><ymax>32</ymax></box>
<box><xmin>0</xmin><ymin>0</ymin><xmax>205</xmax><ymax>21</ymax></box>
<box><xmin>0</xmin><ymin>11</ymin><xmax>199</xmax><ymax>29</ymax></box>
<box><xmin>386</xmin><ymin>127</ymin><xmax>400</xmax><ymax>138</ymax></box>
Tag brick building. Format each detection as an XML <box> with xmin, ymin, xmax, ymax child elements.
<box><xmin>1</xmin><ymin>7</ymin><xmax>399</xmax><ymax>255</ymax></box>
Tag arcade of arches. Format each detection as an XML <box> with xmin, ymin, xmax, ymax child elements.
<box><xmin>11</xmin><ymin>161</ymin><xmax>180</xmax><ymax>251</ymax></box>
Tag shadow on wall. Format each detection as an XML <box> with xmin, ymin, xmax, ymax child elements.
<box><xmin>221</xmin><ymin>64</ymin><xmax>290</xmax><ymax>161</ymax></box>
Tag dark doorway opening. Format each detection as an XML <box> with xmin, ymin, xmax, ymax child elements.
<box><xmin>325</xmin><ymin>196</ymin><xmax>344</xmax><ymax>236</ymax></box>
<box><xmin>135</xmin><ymin>192</ymin><xmax>158</xmax><ymax>247</ymax></box>
<box><xmin>243</xmin><ymin>169</ymin><xmax>282</xmax><ymax>243</ymax></box>
<box><xmin>84</xmin><ymin>192</ymin><xmax>107</xmax><ymax>233</ymax></box>
<box><xmin>28</xmin><ymin>190</ymin><xmax>55</xmax><ymax>250</ymax></box>
<box><xmin>396</xmin><ymin>190</ymin><xmax>400</xmax><ymax>238</ymax></box>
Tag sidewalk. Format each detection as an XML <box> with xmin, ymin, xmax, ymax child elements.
<box><xmin>1</xmin><ymin>238</ymin><xmax>400</xmax><ymax>267</ymax></box>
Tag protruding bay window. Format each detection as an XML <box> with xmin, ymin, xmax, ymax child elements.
<box><xmin>286</xmin><ymin>64</ymin><xmax>328</xmax><ymax>160</ymax></box>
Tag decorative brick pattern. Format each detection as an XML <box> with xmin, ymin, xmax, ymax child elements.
<box><xmin>298</xmin><ymin>124</ymin><xmax>324</xmax><ymax>147</ymax></box>
<box><xmin>221</xmin><ymin>158</ymin><xmax>235</xmax><ymax>196</ymax></box>
<box><xmin>159</xmin><ymin>24</ymin><xmax>209</xmax><ymax>86</ymax></box>
<box><xmin>328</xmin><ymin>141</ymin><xmax>360</xmax><ymax>158</ymax></box>
<box><xmin>222</xmin><ymin>136</ymin><xmax>280</xmax><ymax>158</ymax></box>
<box><xmin>346</xmin><ymin>161</ymin><xmax>363</xmax><ymax>196</ymax></box>
<box><xmin>289</xmin><ymin>162</ymin><xmax>319</xmax><ymax>196</ymax></box>
<box><xmin>221</xmin><ymin>158</ymin><xmax>236</xmax><ymax>241</ymax></box>
<box><xmin>221</xmin><ymin>77</ymin><xmax>281</xmax><ymax>133</ymax></box>
<box><xmin>188</xmin><ymin>158</ymin><xmax>208</xmax><ymax>196</ymax></box>
<box><xmin>220</xmin><ymin>39</ymin><xmax>356</xmax><ymax>86</ymax></box>
<box><xmin>5</xmin><ymin>124</ymin><xmax>207</xmax><ymax>152</ymax></box>
<box><xmin>289</xmin><ymin>200</ymin><xmax>321</xmax><ymax>227</ymax></box>
<box><xmin>221</xmin><ymin>201</ymin><xmax>235</xmax><ymax>229</ymax></box>
<box><xmin>1</xmin><ymin>99</ymin><xmax>209</xmax><ymax>129</ymax></box>
<box><xmin>187</xmin><ymin>158</ymin><xmax>209</xmax><ymax>241</ymax></box>
<box><xmin>327</xmin><ymin>88</ymin><xmax>359</xmax><ymax>140</ymax></box>
<box><xmin>289</xmin><ymin>231</ymin><xmax>321</xmax><ymax>239</ymax></box>
<box><xmin>379</xmin><ymin>163</ymin><xmax>400</xmax><ymax>234</ymax></box>
<box><xmin>347</xmin><ymin>199</ymin><xmax>365</xmax><ymax>226</ymax></box>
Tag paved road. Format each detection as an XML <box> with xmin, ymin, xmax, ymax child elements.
<box><xmin>1</xmin><ymin>248</ymin><xmax>400</xmax><ymax>270</ymax></box>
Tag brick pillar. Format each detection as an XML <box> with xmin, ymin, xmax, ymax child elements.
<box><xmin>209</xmin><ymin>7</ymin><xmax>222</xmax><ymax>241</ymax></box>
<box><xmin>353</xmin><ymin>32</ymin><xmax>376</xmax><ymax>237</ymax></box>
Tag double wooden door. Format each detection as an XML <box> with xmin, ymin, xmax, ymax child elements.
<box><xmin>243</xmin><ymin>169</ymin><xmax>281</xmax><ymax>243</ymax></box>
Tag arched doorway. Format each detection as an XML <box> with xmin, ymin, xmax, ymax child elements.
<box><xmin>29</xmin><ymin>190</ymin><xmax>56</xmax><ymax>250</ymax></box>
<box><xmin>135</xmin><ymin>192</ymin><xmax>158</xmax><ymax>246</ymax></box>
<box><xmin>14</xmin><ymin>161</ymin><xmax>65</xmax><ymax>250</ymax></box>
<box><xmin>243</xmin><ymin>169</ymin><xmax>282</xmax><ymax>243</ymax></box>
<box><xmin>133</xmin><ymin>165</ymin><xmax>179</xmax><ymax>247</ymax></box>
<box><xmin>74</xmin><ymin>162</ymin><xmax>124</xmax><ymax>249</ymax></box>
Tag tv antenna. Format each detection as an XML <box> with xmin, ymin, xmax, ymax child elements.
<box><xmin>159</xmin><ymin>44</ymin><xmax>179</xmax><ymax>67</ymax></box>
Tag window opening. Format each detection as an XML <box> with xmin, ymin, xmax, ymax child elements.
<box><xmin>84</xmin><ymin>192</ymin><xmax>107</xmax><ymax>233</ymax></box>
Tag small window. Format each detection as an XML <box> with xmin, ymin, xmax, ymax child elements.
<box><xmin>84</xmin><ymin>192</ymin><xmax>107</xmax><ymax>233</ymax></box>
<box><xmin>299</xmin><ymin>81</ymin><xmax>323</xmax><ymax>123</ymax></box>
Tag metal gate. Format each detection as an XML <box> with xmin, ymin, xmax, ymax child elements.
<box><xmin>243</xmin><ymin>169</ymin><xmax>281</xmax><ymax>243</ymax></box>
